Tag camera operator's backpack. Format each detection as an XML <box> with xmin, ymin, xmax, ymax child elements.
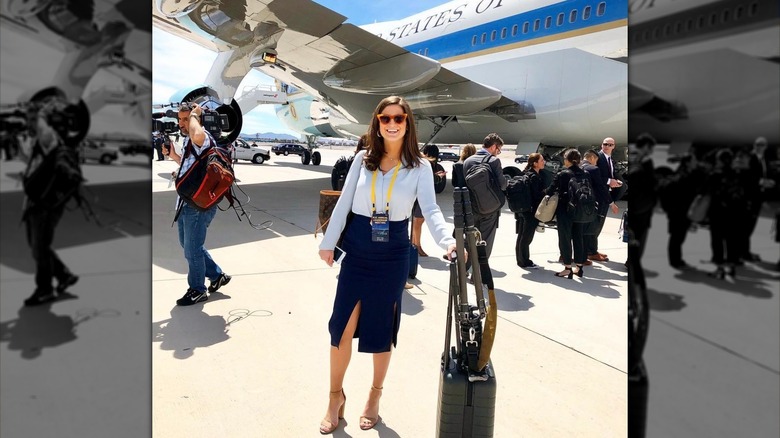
<box><xmin>566</xmin><ymin>171</ymin><xmax>598</xmax><ymax>223</ymax></box>
<box><xmin>506</xmin><ymin>172</ymin><xmax>533</xmax><ymax>213</ymax></box>
<box><xmin>175</xmin><ymin>134</ymin><xmax>235</xmax><ymax>214</ymax></box>
<box><xmin>23</xmin><ymin>143</ymin><xmax>82</xmax><ymax>208</ymax></box>
<box><xmin>465</xmin><ymin>155</ymin><xmax>505</xmax><ymax>215</ymax></box>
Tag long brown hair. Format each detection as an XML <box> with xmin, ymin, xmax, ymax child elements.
<box><xmin>364</xmin><ymin>96</ymin><xmax>423</xmax><ymax>171</ymax></box>
<box><xmin>524</xmin><ymin>152</ymin><xmax>543</xmax><ymax>171</ymax></box>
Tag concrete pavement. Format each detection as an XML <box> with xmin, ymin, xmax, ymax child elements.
<box><xmin>152</xmin><ymin>147</ymin><xmax>628</xmax><ymax>437</ymax></box>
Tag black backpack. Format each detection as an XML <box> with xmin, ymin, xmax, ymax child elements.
<box><xmin>465</xmin><ymin>155</ymin><xmax>505</xmax><ymax>215</ymax></box>
<box><xmin>567</xmin><ymin>171</ymin><xmax>598</xmax><ymax>223</ymax></box>
<box><xmin>506</xmin><ymin>172</ymin><xmax>533</xmax><ymax>213</ymax></box>
<box><xmin>331</xmin><ymin>155</ymin><xmax>354</xmax><ymax>190</ymax></box>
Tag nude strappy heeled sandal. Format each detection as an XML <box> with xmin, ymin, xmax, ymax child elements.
<box><xmin>319</xmin><ymin>388</ymin><xmax>346</xmax><ymax>435</ymax></box>
<box><xmin>359</xmin><ymin>386</ymin><xmax>383</xmax><ymax>430</ymax></box>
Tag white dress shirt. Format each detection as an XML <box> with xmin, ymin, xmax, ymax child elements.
<box><xmin>320</xmin><ymin>150</ymin><xmax>455</xmax><ymax>250</ymax></box>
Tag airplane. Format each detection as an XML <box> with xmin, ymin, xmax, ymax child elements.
<box><xmin>150</xmin><ymin>0</ymin><xmax>628</xmax><ymax>156</ymax></box>
<box><xmin>0</xmin><ymin>0</ymin><xmax>152</xmax><ymax>140</ymax></box>
<box><xmin>628</xmin><ymin>0</ymin><xmax>779</xmax><ymax>148</ymax></box>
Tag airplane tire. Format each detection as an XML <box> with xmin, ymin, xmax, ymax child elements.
<box><xmin>503</xmin><ymin>166</ymin><xmax>522</xmax><ymax>178</ymax></box>
<box><xmin>301</xmin><ymin>150</ymin><xmax>311</xmax><ymax>165</ymax></box>
<box><xmin>312</xmin><ymin>151</ymin><xmax>321</xmax><ymax>166</ymax></box>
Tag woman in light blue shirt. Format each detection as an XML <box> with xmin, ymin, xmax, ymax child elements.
<box><xmin>318</xmin><ymin>96</ymin><xmax>456</xmax><ymax>433</ymax></box>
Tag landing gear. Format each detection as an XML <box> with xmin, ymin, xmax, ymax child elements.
<box><xmin>303</xmin><ymin>134</ymin><xmax>320</xmax><ymax>165</ymax></box>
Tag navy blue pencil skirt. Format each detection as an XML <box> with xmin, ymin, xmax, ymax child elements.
<box><xmin>329</xmin><ymin>214</ymin><xmax>409</xmax><ymax>353</ymax></box>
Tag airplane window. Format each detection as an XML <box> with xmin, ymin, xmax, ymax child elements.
<box><xmin>557</xmin><ymin>13</ymin><xmax>564</xmax><ymax>26</ymax></box>
<box><xmin>570</xmin><ymin>10</ymin><xmax>577</xmax><ymax>23</ymax></box>
<box><xmin>513</xmin><ymin>24</ymin><xmax>519</xmax><ymax>36</ymax></box>
<box><xmin>583</xmin><ymin>6</ymin><xmax>591</xmax><ymax>20</ymax></box>
<box><xmin>597</xmin><ymin>2</ymin><xmax>606</xmax><ymax>16</ymax></box>
<box><xmin>722</xmin><ymin>9</ymin><xmax>729</xmax><ymax>22</ymax></box>
<box><xmin>522</xmin><ymin>22</ymin><xmax>528</xmax><ymax>34</ymax></box>
<box><xmin>652</xmin><ymin>27</ymin><xmax>659</xmax><ymax>39</ymax></box>
<box><xmin>481</xmin><ymin>32</ymin><xmax>486</xmax><ymax>43</ymax></box>
<box><xmin>675</xmin><ymin>21</ymin><xmax>682</xmax><ymax>33</ymax></box>
<box><xmin>424</xmin><ymin>48</ymin><xmax>428</xmax><ymax>56</ymax></box>
<box><xmin>491</xmin><ymin>30</ymin><xmax>496</xmax><ymax>41</ymax></box>
<box><xmin>686</xmin><ymin>19</ymin><xmax>693</xmax><ymax>31</ymax></box>
<box><xmin>545</xmin><ymin>16</ymin><xmax>551</xmax><ymax>29</ymax></box>
<box><xmin>697</xmin><ymin>15</ymin><xmax>704</xmax><ymax>28</ymax></box>
<box><xmin>472</xmin><ymin>35</ymin><xmax>477</xmax><ymax>45</ymax></box>
<box><xmin>749</xmin><ymin>2</ymin><xmax>758</xmax><ymax>16</ymax></box>
<box><xmin>501</xmin><ymin>27</ymin><xmax>507</xmax><ymax>39</ymax></box>
<box><xmin>735</xmin><ymin>6</ymin><xmax>743</xmax><ymax>19</ymax></box>
<box><xmin>534</xmin><ymin>19</ymin><xmax>540</xmax><ymax>31</ymax></box>
<box><xmin>709</xmin><ymin>13</ymin><xmax>716</xmax><ymax>26</ymax></box>
<box><xmin>663</xmin><ymin>24</ymin><xmax>671</xmax><ymax>36</ymax></box>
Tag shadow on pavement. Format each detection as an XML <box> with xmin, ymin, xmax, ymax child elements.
<box><xmin>152</xmin><ymin>296</ymin><xmax>231</xmax><ymax>359</ymax></box>
<box><xmin>0</xmin><ymin>180</ymin><xmax>151</xmax><ymax>274</ymax></box>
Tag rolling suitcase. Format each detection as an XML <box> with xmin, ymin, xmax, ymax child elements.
<box><xmin>436</xmin><ymin>188</ymin><xmax>497</xmax><ymax>438</ymax></box>
<box><xmin>437</xmin><ymin>347</ymin><xmax>497</xmax><ymax>437</ymax></box>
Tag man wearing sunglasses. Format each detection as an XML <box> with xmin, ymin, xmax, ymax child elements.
<box><xmin>162</xmin><ymin>101</ymin><xmax>232</xmax><ymax>306</ymax></box>
<box><xmin>462</xmin><ymin>133</ymin><xmax>508</xmax><ymax>270</ymax></box>
<box><xmin>597</xmin><ymin>138</ymin><xmax>627</xmax><ymax>203</ymax></box>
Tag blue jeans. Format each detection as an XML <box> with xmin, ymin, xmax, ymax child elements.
<box><xmin>177</xmin><ymin>203</ymin><xmax>222</xmax><ymax>292</ymax></box>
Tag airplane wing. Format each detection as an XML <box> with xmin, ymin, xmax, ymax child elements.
<box><xmin>152</xmin><ymin>0</ymin><xmax>518</xmax><ymax>128</ymax></box>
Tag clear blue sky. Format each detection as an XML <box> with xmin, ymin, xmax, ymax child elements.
<box><xmin>152</xmin><ymin>0</ymin><xmax>450</xmax><ymax>137</ymax></box>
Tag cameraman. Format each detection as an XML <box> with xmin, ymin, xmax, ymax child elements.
<box><xmin>162</xmin><ymin>102</ymin><xmax>231</xmax><ymax>306</ymax></box>
<box><xmin>19</xmin><ymin>98</ymin><xmax>82</xmax><ymax>306</ymax></box>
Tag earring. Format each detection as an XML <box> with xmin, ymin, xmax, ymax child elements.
<box><xmin>377</xmin><ymin>131</ymin><xmax>381</xmax><ymax>137</ymax></box>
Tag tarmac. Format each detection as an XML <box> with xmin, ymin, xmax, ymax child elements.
<box><xmin>150</xmin><ymin>147</ymin><xmax>628</xmax><ymax>438</ymax></box>
<box><xmin>2</xmin><ymin>144</ymin><xmax>775</xmax><ymax>437</ymax></box>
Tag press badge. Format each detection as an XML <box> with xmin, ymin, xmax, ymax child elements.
<box><xmin>371</xmin><ymin>213</ymin><xmax>390</xmax><ymax>242</ymax></box>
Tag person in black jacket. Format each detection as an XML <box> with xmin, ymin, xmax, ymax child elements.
<box><xmin>701</xmin><ymin>148</ymin><xmax>745</xmax><ymax>279</ymax></box>
<box><xmin>582</xmin><ymin>149</ymin><xmax>619</xmax><ymax>262</ymax></box>
<box><xmin>626</xmin><ymin>133</ymin><xmax>657</xmax><ymax>269</ymax></box>
<box><xmin>544</xmin><ymin>149</ymin><xmax>590</xmax><ymax>278</ymax></box>
<box><xmin>515</xmin><ymin>153</ymin><xmax>546</xmax><ymax>269</ymax></box>
<box><xmin>658</xmin><ymin>152</ymin><xmax>702</xmax><ymax>269</ymax></box>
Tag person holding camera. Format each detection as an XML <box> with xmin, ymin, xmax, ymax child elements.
<box><xmin>317</xmin><ymin>96</ymin><xmax>457</xmax><ymax>433</ymax></box>
<box><xmin>19</xmin><ymin>97</ymin><xmax>82</xmax><ymax>306</ymax></box>
<box><xmin>162</xmin><ymin>102</ymin><xmax>231</xmax><ymax>306</ymax></box>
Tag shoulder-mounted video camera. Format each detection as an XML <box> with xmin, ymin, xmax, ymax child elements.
<box><xmin>152</xmin><ymin>85</ymin><xmax>243</xmax><ymax>147</ymax></box>
<box><xmin>0</xmin><ymin>87</ymin><xmax>90</xmax><ymax>147</ymax></box>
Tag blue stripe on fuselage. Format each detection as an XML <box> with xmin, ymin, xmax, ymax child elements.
<box><xmin>400</xmin><ymin>0</ymin><xmax>627</xmax><ymax>60</ymax></box>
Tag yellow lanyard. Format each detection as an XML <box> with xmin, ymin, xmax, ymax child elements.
<box><xmin>371</xmin><ymin>162</ymin><xmax>401</xmax><ymax>215</ymax></box>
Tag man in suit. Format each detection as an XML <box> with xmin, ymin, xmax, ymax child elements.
<box><xmin>597</xmin><ymin>137</ymin><xmax>627</xmax><ymax>202</ymax></box>
<box><xmin>583</xmin><ymin>149</ymin><xmax>619</xmax><ymax>262</ymax></box>
<box><xmin>743</xmin><ymin>136</ymin><xmax>775</xmax><ymax>261</ymax></box>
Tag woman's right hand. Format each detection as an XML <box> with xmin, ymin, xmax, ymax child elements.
<box><xmin>319</xmin><ymin>249</ymin><xmax>334</xmax><ymax>267</ymax></box>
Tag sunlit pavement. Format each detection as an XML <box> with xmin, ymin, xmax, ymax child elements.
<box><xmin>0</xmin><ymin>154</ymin><xmax>151</xmax><ymax>438</ymax></box>
<box><xmin>640</xmin><ymin>203</ymin><xmax>779</xmax><ymax>437</ymax></box>
<box><xmin>151</xmin><ymin>147</ymin><xmax>628</xmax><ymax>437</ymax></box>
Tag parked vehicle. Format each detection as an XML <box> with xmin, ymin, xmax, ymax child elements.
<box><xmin>438</xmin><ymin>151</ymin><xmax>459</xmax><ymax>162</ymax></box>
<box><xmin>514</xmin><ymin>154</ymin><xmax>529</xmax><ymax>163</ymax></box>
<box><xmin>233</xmin><ymin>139</ymin><xmax>271</xmax><ymax>164</ymax></box>
<box><xmin>272</xmin><ymin>143</ymin><xmax>307</xmax><ymax>156</ymax></box>
<box><xmin>80</xmin><ymin>140</ymin><xmax>118</xmax><ymax>164</ymax></box>
<box><xmin>120</xmin><ymin>142</ymin><xmax>153</xmax><ymax>158</ymax></box>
